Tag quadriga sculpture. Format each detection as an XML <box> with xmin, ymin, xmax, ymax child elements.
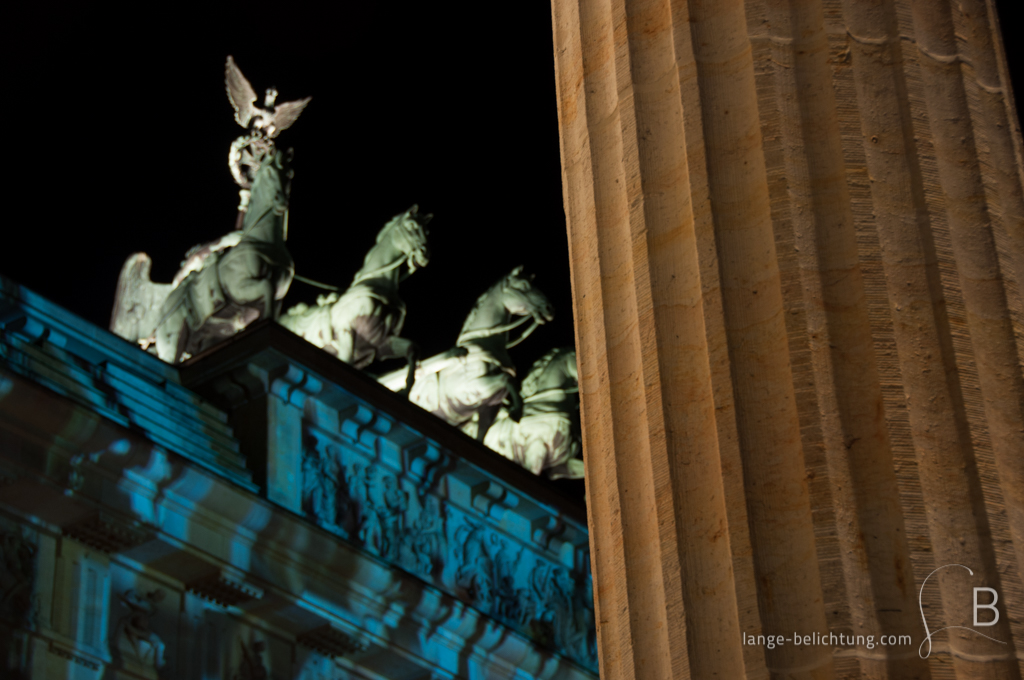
<box><xmin>279</xmin><ymin>206</ymin><xmax>430</xmax><ymax>395</ymax></box>
<box><xmin>379</xmin><ymin>267</ymin><xmax>555</xmax><ymax>441</ymax></box>
<box><xmin>111</xmin><ymin>149</ymin><xmax>295</xmax><ymax>363</ymax></box>
<box><xmin>483</xmin><ymin>347</ymin><xmax>584</xmax><ymax>479</ymax></box>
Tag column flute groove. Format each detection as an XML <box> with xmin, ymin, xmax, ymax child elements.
<box><xmin>686</xmin><ymin>0</ymin><xmax>833</xmax><ymax>676</ymax></box>
<box><xmin>756</xmin><ymin>0</ymin><xmax>927</xmax><ymax>676</ymax></box>
<box><xmin>552</xmin><ymin>0</ymin><xmax>633</xmax><ymax>675</ymax></box>
<box><xmin>906</xmin><ymin>2</ymin><xmax>1024</xmax><ymax>675</ymax></box>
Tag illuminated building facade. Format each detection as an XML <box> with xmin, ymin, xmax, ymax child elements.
<box><xmin>0</xmin><ymin>277</ymin><xmax>597</xmax><ymax>679</ymax></box>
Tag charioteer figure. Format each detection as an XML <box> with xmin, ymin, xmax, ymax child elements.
<box><xmin>110</xmin><ymin>57</ymin><xmax>308</xmax><ymax>363</ymax></box>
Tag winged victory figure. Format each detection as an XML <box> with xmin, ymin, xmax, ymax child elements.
<box><xmin>226</xmin><ymin>55</ymin><xmax>311</xmax><ymax>141</ymax></box>
<box><xmin>225</xmin><ymin>55</ymin><xmax>310</xmax><ymax>216</ymax></box>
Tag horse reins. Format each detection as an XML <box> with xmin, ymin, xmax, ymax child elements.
<box><xmin>456</xmin><ymin>315</ymin><xmax>541</xmax><ymax>349</ymax></box>
<box><xmin>523</xmin><ymin>386</ymin><xmax>580</xmax><ymax>403</ymax></box>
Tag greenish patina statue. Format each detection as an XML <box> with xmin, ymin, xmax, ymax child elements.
<box><xmin>110</xmin><ymin>57</ymin><xmax>306</xmax><ymax>363</ymax></box>
<box><xmin>279</xmin><ymin>206</ymin><xmax>433</xmax><ymax>395</ymax></box>
<box><xmin>111</xmin><ymin>149</ymin><xmax>295</xmax><ymax>362</ymax></box>
<box><xmin>379</xmin><ymin>267</ymin><xmax>554</xmax><ymax>440</ymax></box>
<box><xmin>483</xmin><ymin>347</ymin><xmax>584</xmax><ymax>479</ymax></box>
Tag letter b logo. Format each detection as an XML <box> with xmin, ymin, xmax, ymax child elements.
<box><xmin>974</xmin><ymin>587</ymin><xmax>1000</xmax><ymax>627</ymax></box>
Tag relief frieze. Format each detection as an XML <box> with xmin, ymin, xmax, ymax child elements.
<box><xmin>299</xmin><ymin>421</ymin><xmax>597</xmax><ymax>670</ymax></box>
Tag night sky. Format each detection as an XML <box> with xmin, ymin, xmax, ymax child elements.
<box><xmin>4</xmin><ymin>5</ymin><xmax>1023</xmax><ymax>503</ymax></box>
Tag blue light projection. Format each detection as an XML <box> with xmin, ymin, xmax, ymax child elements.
<box><xmin>0</xmin><ymin>276</ymin><xmax>598</xmax><ymax>679</ymax></box>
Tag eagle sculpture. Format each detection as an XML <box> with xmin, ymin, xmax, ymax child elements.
<box><xmin>225</xmin><ymin>55</ymin><xmax>311</xmax><ymax>139</ymax></box>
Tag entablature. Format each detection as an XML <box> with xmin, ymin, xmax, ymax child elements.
<box><xmin>0</xmin><ymin>277</ymin><xmax>597</xmax><ymax>678</ymax></box>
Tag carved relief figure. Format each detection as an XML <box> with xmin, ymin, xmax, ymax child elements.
<box><xmin>380</xmin><ymin>267</ymin><xmax>554</xmax><ymax>441</ymax></box>
<box><xmin>116</xmin><ymin>589</ymin><xmax>167</xmax><ymax>669</ymax></box>
<box><xmin>296</xmin><ymin>447</ymin><xmax>597</xmax><ymax>667</ymax></box>
<box><xmin>234</xmin><ymin>639</ymin><xmax>270</xmax><ymax>680</ymax></box>
<box><xmin>355</xmin><ymin>465</ymin><xmax>383</xmax><ymax>553</ymax></box>
<box><xmin>380</xmin><ymin>475</ymin><xmax>408</xmax><ymax>561</ymax></box>
<box><xmin>302</xmin><ymin>442</ymin><xmax>339</xmax><ymax>531</ymax></box>
<box><xmin>405</xmin><ymin>495</ymin><xmax>444</xmax><ymax>576</ymax></box>
<box><xmin>452</xmin><ymin>522</ymin><xmax>523</xmax><ymax>622</ymax></box>
<box><xmin>0</xmin><ymin>532</ymin><xmax>36</xmax><ymax>624</ymax></box>
<box><xmin>0</xmin><ymin>529</ymin><xmax>36</xmax><ymax>679</ymax></box>
<box><xmin>455</xmin><ymin>524</ymin><xmax>495</xmax><ymax>610</ymax></box>
<box><xmin>483</xmin><ymin>347</ymin><xmax>584</xmax><ymax>479</ymax></box>
<box><xmin>280</xmin><ymin>206</ymin><xmax>432</xmax><ymax>396</ymax></box>
<box><xmin>516</xmin><ymin>561</ymin><xmax>595</xmax><ymax>666</ymax></box>
<box><xmin>490</xmin><ymin>536</ymin><xmax>522</xmax><ymax>622</ymax></box>
<box><xmin>571</xmin><ymin>570</ymin><xmax>598</xmax><ymax>664</ymax></box>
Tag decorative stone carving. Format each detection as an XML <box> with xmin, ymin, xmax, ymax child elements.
<box><xmin>454</xmin><ymin>522</ymin><xmax>521</xmax><ymax>617</ymax></box>
<box><xmin>63</xmin><ymin>513</ymin><xmax>151</xmax><ymax>554</ymax></box>
<box><xmin>233</xmin><ymin>639</ymin><xmax>270</xmax><ymax>680</ymax></box>
<box><xmin>403</xmin><ymin>494</ymin><xmax>444</xmax><ymax>576</ymax></box>
<box><xmin>297</xmin><ymin>624</ymin><xmax>367</xmax><ymax>659</ymax></box>
<box><xmin>380</xmin><ymin>474</ymin><xmax>408</xmax><ymax>562</ymax></box>
<box><xmin>115</xmin><ymin>588</ymin><xmax>166</xmax><ymax>671</ymax></box>
<box><xmin>0</xmin><ymin>531</ymin><xmax>36</xmax><ymax>625</ymax></box>
<box><xmin>298</xmin><ymin>430</ymin><xmax>597</xmax><ymax>669</ymax></box>
<box><xmin>49</xmin><ymin>642</ymin><xmax>101</xmax><ymax>671</ymax></box>
<box><xmin>521</xmin><ymin>562</ymin><xmax>595</xmax><ymax>661</ymax></box>
<box><xmin>302</xmin><ymin>448</ymin><xmax>340</xmax><ymax>535</ymax></box>
<box><xmin>186</xmin><ymin>571</ymin><xmax>264</xmax><ymax>608</ymax></box>
<box><xmin>483</xmin><ymin>347</ymin><xmax>584</xmax><ymax>479</ymax></box>
<box><xmin>303</xmin><ymin>452</ymin><xmax>442</xmax><ymax>578</ymax></box>
<box><xmin>281</xmin><ymin>206</ymin><xmax>432</xmax><ymax>396</ymax></box>
<box><xmin>379</xmin><ymin>267</ymin><xmax>555</xmax><ymax>441</ymax></box>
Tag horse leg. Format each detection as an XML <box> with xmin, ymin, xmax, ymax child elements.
<box><xmin>260</xmin><ymin>278</ymin><xmax>276</xmax><ymax>320</ymax></box>
<box><xmin>506</xmin><ymin>384</ymin><xmax>524</xmax><ymax>423</ymax></box>
<box><xmin>401</xmin><ymin>341</ymin><xmax>419</xmax><ymax>399</ymax></box>
<box><xmin>522</xmin><ymin>439</ymin><xmax>550</xmax><ymax>475</ymax></box>
<box><xmin>475</xmin><ymin>405</ymin><xmax>499</xmax><ymax>442</ymax></box>
<box><xmin>378</xmin><ymin>337</ymin><xmax>419</xmax><ymax>399</ymax></box>
<box><xmin>219</xmin><ymin>253</ymin><xmax>277</xmax><ymax>321</ymax></box>
<box><xmin>333</xmin><ymin>329</ymin><xmax>356</xmax><ymax>364</ymax></box>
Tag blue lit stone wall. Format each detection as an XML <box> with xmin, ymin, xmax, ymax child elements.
<box><xmin>301</xmin><ymin>412</ymin><xmax>597</xmax><ymax>670</ymax></box>
<box><xmin>0</xmin><ymin>276</ymin><xmax>598</xmax><ymax>679</ymax></box>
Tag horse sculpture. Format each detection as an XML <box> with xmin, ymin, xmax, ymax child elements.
<box><xmin>483</xmin><ymin>347</ymin><xmax>584</xmax><ymax>479</ymax></box>
<box><xmin>279</xmin><ymin>205</ymin><xmax>430</xmax><ymax>395</ymax></box>
<box><xmin>379</xmin><ymin>267</ymin><xmax>554</xmax><ymax>441</ymax></box>
<box><xmin>110</xmin><ymin>149</ymin><xmax>294</xmax><ymax>363</ymax></box>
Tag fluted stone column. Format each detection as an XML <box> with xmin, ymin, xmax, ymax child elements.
<box><xmin>552</xmin><ymin>0</ymin><xmax>1024</xmax><ymax>677</ymax></box>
